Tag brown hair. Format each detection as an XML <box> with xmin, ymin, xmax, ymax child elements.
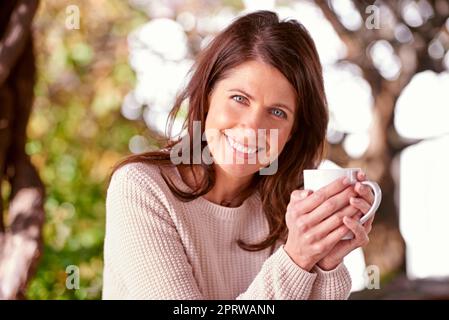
<box><xmin>110</xmin><ymin>10</ymin><xmax>328</xmax><ymax>252</ymax></box>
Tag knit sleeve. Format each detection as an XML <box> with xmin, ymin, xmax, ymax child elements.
<box><xmin>102</xmin><ymin>163</ymin><xmax>203</xmax><ymax>299</ymax></box>
<box><xmin>309</xmin><ymin>263</ymin><xmax>352</xmax><ymax>299</ymax></box>
<box><xmin>236</xmin><ymin>245</ymin><xmax>317</xmax><ymax>299</ymax></box>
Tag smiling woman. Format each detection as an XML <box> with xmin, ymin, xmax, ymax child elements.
<box><xmin>102</xmin><ymin>10</ymin><xmax>373</xmax><ymax>300</ymax></box>
<box><xmin>203</xmin><ymin>60</ymin><xmax>297</xmax><ymax>198</ymax></box>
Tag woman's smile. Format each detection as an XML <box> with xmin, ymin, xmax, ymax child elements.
<box><xmin>223</xmin><ymin>132</ymin><xmax>264</xmax><ymax>160</ymax></box>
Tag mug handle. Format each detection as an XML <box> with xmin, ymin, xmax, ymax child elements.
<box><xmin>342</xmin><ymin>180</ymin><xmax>382</xmax><ymax>240</ymax></box>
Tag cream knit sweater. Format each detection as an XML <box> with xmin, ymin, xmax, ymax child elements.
<box><xmin>102</xmin><ymin>162</ymin><xmax>352</xmax><ymax>300</ymax></box>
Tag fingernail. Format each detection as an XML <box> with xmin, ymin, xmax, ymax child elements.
<box><xmin>343</xmin><ymin>177</ymin><xmax>350</xmax><ymax>185</ymax></box>
<box><xmin>300</xmin><ymin>190</ymin><xmax>310</xmax><ymax>199</ymax></box>
<box><xmin>351</xmin><ymin>197</ymin><xmax>359</xmax><ymax>203</ymax></box>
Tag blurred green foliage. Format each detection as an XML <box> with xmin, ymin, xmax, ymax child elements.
<box><xmin>23</xmin><ymin>0</ymin><xmax>149</xmax><ymax>299</ymax></box>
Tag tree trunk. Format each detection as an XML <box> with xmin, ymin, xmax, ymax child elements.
<box><xmin>316</xmin><ymin>0</ymin><xmax>447</xmax><ymax>281</ymax></box>
<box><xmin>0</xmin><ymin>0</ymin><xmax>44</xmax><ymax>300</ymax></box>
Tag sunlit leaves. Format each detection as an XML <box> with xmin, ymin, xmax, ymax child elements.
<box><xmin>25</xmin><ymin>0</ymin><xmax>146</xmax><ymax>300</ymax></box>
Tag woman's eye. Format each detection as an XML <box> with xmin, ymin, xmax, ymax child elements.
<box><xmin>271</xmin><ymin>108</ymin><xmax>287</xmax><ymax>119</ymax></box>
<box><xmin>231</xmin><ymin>95</ymin><xmax>246</xmax><ymax>104</ymax></box>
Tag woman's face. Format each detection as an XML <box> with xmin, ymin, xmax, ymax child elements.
<box><xmin>205</xmin><ymin>59</ymin><xmax>297</xmax><ymax>178</ymax></box>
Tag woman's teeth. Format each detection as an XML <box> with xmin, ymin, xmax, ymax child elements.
<box><xmin>225</xmin><ymin>134</ymin><xmax>261</xmax><ymax>154</ymax></box>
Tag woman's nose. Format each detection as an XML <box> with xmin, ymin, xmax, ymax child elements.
<box><xmin>240</xmin><ymin>106</ymin><xmax>265</xmax><ymax>130</ymax></box>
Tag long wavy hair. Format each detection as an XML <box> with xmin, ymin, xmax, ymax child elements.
<box><xmin>110</xmin><ymin>10</ymin><xmax>328</xmax><ymax>252</ymax></box>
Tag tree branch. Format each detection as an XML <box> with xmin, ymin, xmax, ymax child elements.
<box><xmin>315</xmin><ymin>0</ymin><xmax>353</xmax><ymax>37</ymax></box>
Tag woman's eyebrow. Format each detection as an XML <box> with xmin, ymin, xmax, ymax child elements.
<box><xmin>228</xmin><ymin>88</ymin><xmax>294</xmax><ymax>114</ymax></box>
<box><xmin>229</xmin><ymin>88</ymin><xmax>255</xmax><ymax>100</ymax></box>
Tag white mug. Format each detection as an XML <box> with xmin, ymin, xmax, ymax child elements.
<box><xmin>303</xmin><ymin>168</ymin><xmax>382</xmax><ymax>240</ymax></box>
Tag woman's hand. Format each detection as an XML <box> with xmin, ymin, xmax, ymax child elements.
<box><xmin>316</xmin><ymin>171</ymin><xmax>375</xmax><ymax>271</ymax></box>
<box><xmin>284</xmin><ymin>176</ymin><xmax>360</xmax><ymax>272</ymax></box>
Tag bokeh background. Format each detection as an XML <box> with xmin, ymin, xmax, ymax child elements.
<box><xmin>1</xmin><ymin>0</ymin><xmax>448</xmax><ymax>299</ymax></box>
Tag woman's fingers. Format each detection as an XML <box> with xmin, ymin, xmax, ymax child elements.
<box><xmin>355</xmin><ymin>171</ymin><xmax>375</xmax><ymax>205</ymax></box>
<box><xmin>314</xmin><ymin>214</ymin><xmax>369</xmax><ymax>265</ymax></box>
<box><xmin>343</xmin><ymin>216</ymin><xmax>369</xmax><ymax>247</ymax></box>
<box><xmin>304</xmin><ymin>186</ymin><xmax>356</xmax><ymax>226</ymax></box>
<box><xmin>350</xmin><ymin>197</ymin><xmax>371</xmax><ymax>213</ymax></box>
<box><xmin>355</xmin><ymin>182</ymin><xmax>374</xmax><ymax>204</ymax></box>
<box><xmin>304</xmin><ymin>203</ymin><xmax>360</xmax><ymax>242</ymax></box>
<box><xmin>349</xmin><ymin>197</ymin><xmax>375</xmax><ymax>232</ymax></box>
<box><xmin>285</xmin><ymin>174</ymin><xmax>373</xmax><ymax>271</ymax></box>
<box><xmin>290</xmin><ymin>189</ymin><xmax>312</xmax><ymax>201</ymax></box>
<box><xmin>357</xmin><ymin>170</ymin><xmax>366</xmax><ymax>181</ymax></box>
<box><xmin>290</xmin><ymin>176</ymin><xmax>352</xmax><ymax>215</ymax></box>
<box><xmin>319</xmin><ymin>223</ymin><xmax>352</xmax><ymax>250</ymax></box>
<box><xmin>287</xmin><ymin>189</ymin><xmax>313</xmax><ymax>219</ymax></box>
<box><xmin>290</xmin><ymin>189</ymin><xmax>313</xmax><ymax>203</ymax></box>
<box><xmin>363</xmin><ymin>215</ymin><xmax>375</xmax><ymax>234</ymax></box>
<box><xmin>319</xmin><ymin>211</ymin><xmax>365</xmax><ymax>249</ymax></box>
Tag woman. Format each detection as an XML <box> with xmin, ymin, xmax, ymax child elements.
<box><xmin>102</xmin><ymin>10</ymin><xmax>375</xmax><ymax>300</ymax></box>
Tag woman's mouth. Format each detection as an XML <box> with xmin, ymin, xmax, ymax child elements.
<box><xmin>224</xmin><ymin>133</ymin><xmax>264</xmax><ymax>157</ymax></box>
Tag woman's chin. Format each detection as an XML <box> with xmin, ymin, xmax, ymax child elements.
<box><xmin>216</xmin><ymin>163</ymin><xmax>260</xmax><ymax>178</ymax></box>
